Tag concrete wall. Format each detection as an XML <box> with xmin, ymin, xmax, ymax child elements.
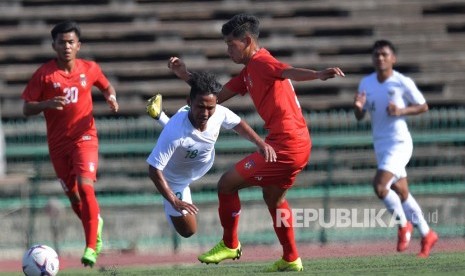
<box><xmin>1</xmin><ymin>192</ymin><xmax>463</xmax><ymax>259</ymax></box>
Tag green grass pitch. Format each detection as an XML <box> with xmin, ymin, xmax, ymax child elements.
<box><xmin>3</xmin><ymin>252</ymin><xmax>464</xmax><ymax>275</ymax></box>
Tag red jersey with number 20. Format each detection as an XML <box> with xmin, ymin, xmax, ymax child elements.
<box><xmin>225</xmin><ymin>48</ymin><xmax>310</xmax><ymax>149</ymax></box>
<box><xmin>21</xmin><ymin>59</ymin><xmax>110</xmax><ymax>150</ymax></box>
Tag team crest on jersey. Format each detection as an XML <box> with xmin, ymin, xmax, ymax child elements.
<box><xmin>89</xmin><ymin>162</ymin><xmax>95</xmax><ymax>172</ymax></box>
<box><xmin>388</xmin><ymin>89</ymin><xmax>395</xmax><ymax>97</ymax></box>
<box><xmin>53</xmin><ymin>82</ymin><xmax>61</xmax><ymax>89</ymax></box>
<box><xmin>245</xmin><ymin>73</ymin><xmax>253</xmax><ymax>88</ymax></box>
<box><xmin>244</xmin><ymin>159</ymin><xmax>255</xmax><ymax>170</ymax></box>
<box><xmin>80</xmin><ymin>74</ymin><xmax>87</xmax><ymax>87</ymax></box>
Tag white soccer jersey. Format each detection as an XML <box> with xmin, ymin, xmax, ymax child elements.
<box><xmin>146</xmin><ymin>105</ymin><xmax>241</xmax><ymax>189</ymax></box>
<box><xmin>358</xmin><ymin>71</ymin><xmax>426</xmax><ymax>143</ymax></box>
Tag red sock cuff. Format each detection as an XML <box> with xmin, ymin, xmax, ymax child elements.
<box><xmin>218</xmin><ymin>192</ymin><xmax>241</xmax><ymax>248</ymax></box>
<box><xmin>78</xmin><ymin>184</ymin><xmax>100</xmax><ymax>250</ymax></box>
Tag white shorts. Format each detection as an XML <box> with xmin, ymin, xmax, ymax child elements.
<box><xmin>374</xmin><ymin>138</ymin><xmax>413</xmax><ymax>179</ymax></box>
<box><xmin>163</xmin><ymin>185</ymin><xmax>192</xmax><ymax>219</ymax></box>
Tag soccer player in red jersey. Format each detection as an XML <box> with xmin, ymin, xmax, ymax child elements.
<box><xmin>21</xmin><ymin>20</ymin><xmax>118</xmax><ymax>267</ymax></box>
<box><xmin>168</xmin><ymin>14</ymin><xmax>344</xmax><ymax>271</ymax></box>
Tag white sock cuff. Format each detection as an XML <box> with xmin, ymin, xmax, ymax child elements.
<box><xmin>383</xmin><ymin>189</ymin><xmax>407</xmax><ymax>226</ymax></box>
<box><xmin>158</xmin><ymin>112</ymin><xmax>169</xmax><ymax>126</ymax></box>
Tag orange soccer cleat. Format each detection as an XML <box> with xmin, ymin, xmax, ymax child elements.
<box><xmin>418</xmin><ymin>230</ymin><xmax>438</xmax><ymax>258</ymax></box>
<box><xmin>397</xmin><ymin>221</ymin><xmax>414</xmax><ymax>252</ymax></box>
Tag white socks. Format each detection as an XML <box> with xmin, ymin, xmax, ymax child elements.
<box><xmin>402</xmin><ymin>193</ymin><xmax>430</xmax><ymax>236</ymax></box>
<box><xmin>383</xmin><ymin>189</ymin><xmax>431</xmax><ymax>237</ymax></box>
<box><xmin>382</xmin><ymin>189</ymin><xmax>408</xmax><ymax>227</ymax></box>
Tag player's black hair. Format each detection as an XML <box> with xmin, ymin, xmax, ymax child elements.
<box><xmin>51</xmin><ymin>20</ymin><xmax>81</xmax><ymax>41</ymax></box>
<box><xmin>221</xmin><ymin>13</ymin><xmax>260</xmax><ymax>39</ymax></box>
<box><xmin>188</xmin><ymin>71</ymin><xmax>222</xmax><ymax>100</ymax></box>
<box><xmin>372</xmin><ymin>39</ymin><xmax>397</xmax><ymax>54</ymax></box>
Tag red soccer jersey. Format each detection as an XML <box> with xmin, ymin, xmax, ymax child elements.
<box><xmin>225</xmin><ymin>48</ymin><xmax>310</xmax><ymax>147</ymax></box>
<box><xmin>21</xmin><ymin>59</ymin><xmax>109</xmax><ymax>150</ymax></box>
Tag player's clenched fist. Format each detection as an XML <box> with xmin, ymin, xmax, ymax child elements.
<box><xmin>168</xmin><ymin>57</ymin><xmax>190</xmax><ymax>81</ymax></box>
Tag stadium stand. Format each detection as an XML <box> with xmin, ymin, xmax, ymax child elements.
<box><xmin>3</xmin><ymin>107</ymin><xmax>465</xmax><ymax>194</ymax></box>
<box><xmin>1</xmin><ymin>0</ymin><xmax>465</xmax><ymax>118</ymax></box>
<box><xmin>1</xmin><ymin>0</ymin><xmax>464</xmax><ymax>256</ymax></box>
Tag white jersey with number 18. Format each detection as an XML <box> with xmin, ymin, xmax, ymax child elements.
<box><xmin>146</xmin><ymin>104</ymin><xmax>241</xmax><ymax>189</ymax></box>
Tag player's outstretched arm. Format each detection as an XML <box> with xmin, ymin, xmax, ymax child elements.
<box><xmin>282</xmin><ymin>66</ymin><xmax>345</xmax><ymax>81</ymax></box>
<box><xmin>232</xmin><ymin>120</ymin><xmax>277</xmax><ymax>162</ymax></box>
<box><xmin>217</xmin><ymin>86</ymin><xmax>237</xmax><ymax>104</ymax></box>
<box><xmin>148</xmin><ymin>165</ymin><xmax>199</xmax><ymax>215</ymax></box>
<box><xmin>167</xmin><ymin>57</ymin><xmax>237</xmax><ymax>104</ymax></box>
<box><xmin>168</xmin><ymin>57</ymin><xmax>191</xmax><ymax>82</ymax></box>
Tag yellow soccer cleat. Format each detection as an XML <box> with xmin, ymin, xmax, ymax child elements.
<box><xmin>95</xmin><ymin>215</ymin><xmax>104</xmax><ymax>256</ymax></box>
<box><xmin>81</xmin><ymin>247</ymin><xmax>97</xmax><ymax>268</ymax></box>
<box><xmin>198</xmin><ymin>240</ymin><xmax>242</xmax><ymax>264</ymax></box>
<box><xmin>146</xmin><ymin>93</ymin><xmax>163</xmax><ymax>119</ymax></box>
<box><xmin>265</xmin><ymin>257</ymin><xmax>304</xmax><ymax>272</ymax></box>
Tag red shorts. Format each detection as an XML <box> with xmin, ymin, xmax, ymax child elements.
<box><xmin>235</xmin><ymin>143</ymin><xmax>311</xmax><ymax>189</ymax></box>
<box><xmin>49</xmin><ymin>134</ymin><xmax>99</xmax><ymax>193</ymax></box>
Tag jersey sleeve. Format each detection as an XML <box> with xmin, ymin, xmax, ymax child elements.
<box><xmin>225</xmin><ymin>69</ymin><xmax>247</xmax><ymax>95</ymax></box>
<box><xmin>146</xmin><ymin>129</ymin><xmax>179</xmax><ymax>171</ymax></box>
<box><xmin>224</xmin><ymin>56</ymin><xmax>289</xmax><ymax>96</ymax></box>
<box><xmin>402</xmin><ymin>76</ymin><xmax>426</xmax><ymax>105</ymax></box>
<box><xmin>90</xmin><ymin>62</ymin><xmax>110</xmax><ymax>91</ymax></box>
<box><xmin>258</xmin><ymin>58</ymin><xmax>289</xmax><ymax>80</ymax></box>
<box><xmin>219</xmin><ymin>105</ymin><xmax>241</xmax><ymax>129</ymax></box>
<box><xmin>21</xmin><ymin>69</ymin><xmax>45</xmax><ymax>102</ymax></box>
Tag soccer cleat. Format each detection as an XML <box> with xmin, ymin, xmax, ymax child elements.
<box><xmin>198</xmin><ymin>240</ymin><xmax>242</xmax><ymax>264</ymax></box>
<box><xmin>95</xmin><ymin>215</ymin><xmax>104</xmax><ymax>256</ymax></box>
<box><xmin>418</xmin><ymin>230</ymin><xmax>438</xmax><ymax>258</ymax></box>
<box><xmin>397</xmin><ymin>221</ymin><xmax>413</xmax><ymax>252</ymax></box>
<box><xmin>146</xmin><ymin>94</ymin><xmax>163</xmax><ymax>119</ymax></box>
<box><xmin>265</xmin><ymin>257</ymin><xmax>304</xmax><ymax>272</ymax></box>
<box><xmin>81</xmin><ymin>247</ymin><xmax>97</xmax><ymax>267</ymax></box>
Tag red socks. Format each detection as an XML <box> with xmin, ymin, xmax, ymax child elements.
<box><xmin>218</xmin><ymin>192</ymin><xmax>298</xmax><ymax>262</ymax></box>
<box><xmin>78</xmin><ymin>183</ymin><xmax>100</xmax><ymax>250</ymax></box>
<box><xmin>65</xmin><ymin>188</ymin><xmax>82</xmax><ymax>219</ymax></box>
<box><xmin>70</xmin><ymin>201</ymin><xmax>82</xmax><ymax>219</ymax></box>
<box><xmin>268</xmin><ymin>200</ymin><xmax>299</xmax><ymax>262</ymax></box>
<box><xmin>218</xmin><ymin>192</ymin><xmax>241</xmax><ymax>249</ymax></box>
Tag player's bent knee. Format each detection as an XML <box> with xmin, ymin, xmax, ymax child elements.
<box><xmin>178</xmin><ymin>230</ymin><xmax>196</xmax><ymax>238</ymax></box>
<box><xmin>217</xmin><ymin>174</ymin><xmax>237</xmax><ymax>194</ymax></box>
<box><xmin>373</xmin><ymin>185</ymin><xmax>388</xmax><ymax>199</ymax></box>
<box><xmin>67</xmin><ymin>192</ymin><xmax>81</xmax><ymax>204</ymax></box>
<box><xmin>172</xmin><ymin>215</ymin><xmax>197</xmax><ymax>238</ymax></box>
<box><xmin>175</xmin><ymin>226</ymin><xmax>196</xmax><ymax>238</ymax></box>
<box><xmin>217</xmin><ymin>169</ymin><xmax>249</xmax><ymax>194</ymax></box>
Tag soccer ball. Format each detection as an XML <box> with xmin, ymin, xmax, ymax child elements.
<box><xmin>22</xmin><ymin>244</ymin><xmax>60</xmax><ymax>276</ymax></box>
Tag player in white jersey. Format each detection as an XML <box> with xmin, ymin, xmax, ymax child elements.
<box><xmin>354</xmin><ymin>40</ymin><xmax>438</xmax><ymax>257</ymax></box>
<box><xmin>146</xmin><ymin>72</ymin><xmax>276</xmax><ymax>238</ymax></box>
